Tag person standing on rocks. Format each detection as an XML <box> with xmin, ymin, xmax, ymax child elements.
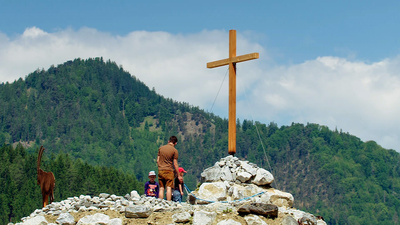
<box><xmin>145</xmin><ymin>171</ymin><xmax>159</xmax><ymax>197</ymax></box>
<box><xmin>157</xmin><ymin>136</ymin><xmax>183</xmax><ymax>201</ymax></box>
<box><xmin>173</xmin><ymin>167</ymin><xmax>187</xmax><ymax>203</ymax></box>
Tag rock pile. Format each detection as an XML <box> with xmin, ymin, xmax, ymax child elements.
<box><xmin>190</xmin><ymin>156</ymin><xmax>293</xmax><ymax>208</ymax></box>
<box><xmin>201</xmin><ymin>155</ymin><xmax>274</xmax><ymax>185</ymax></box>
<box><xmin>14</xmin><ymin>156</ymin><xmax>327</xmax><ymax>225</ymax></box>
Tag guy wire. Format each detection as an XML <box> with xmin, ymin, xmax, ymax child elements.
<box><xmin>209</xmin><ymin>67</ymin><xmax>229</xmax><ymax>114</ymax></box>
<box><xmin>239</xmin><ymin>68</ymin><xmax>280</xmax><ymax>190</ymax></box>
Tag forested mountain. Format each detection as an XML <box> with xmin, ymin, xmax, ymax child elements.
<box><xmin>0</xmin><ymin>58</ymin><xmax>399</xmax><ymax>224</ymax></box>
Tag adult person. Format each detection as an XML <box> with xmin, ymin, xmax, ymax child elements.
<box><xmin>157</xmin><ymin>136</ymin><xmax>183</xmax><ymax>200</ymax></box>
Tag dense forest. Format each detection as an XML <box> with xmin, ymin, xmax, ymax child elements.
<box><xmin>0</xmin><ymin>144</ymin><xmax>142</xmax><ymax>223</ymax></box>
<box><xmin>0</xmin><ymin>58</ymin><xmax>399</xmax><ymax>224</ymax></box>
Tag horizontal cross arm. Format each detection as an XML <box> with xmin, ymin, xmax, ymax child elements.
<box><xmin>207</xmin><ymin>52</ymin><xmax>259</xmax><ymax>68</ymax></box>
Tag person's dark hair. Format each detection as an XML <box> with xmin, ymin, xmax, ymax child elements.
<box><xmin>169</xmin><ymin>136</ymin><xmax>178</xmax><ymax>144</ymax></box>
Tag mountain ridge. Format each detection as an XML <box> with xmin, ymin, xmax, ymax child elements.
<box><xmin>0</xmin><ymin>58</ymin><xmax>399</xmax><ymax>224</ymax></box>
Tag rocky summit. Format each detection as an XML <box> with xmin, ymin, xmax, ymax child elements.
<box><xmin>14</xmin><ymin>156</ymin><xmax>327</xmax><ymax>225</ymax></box>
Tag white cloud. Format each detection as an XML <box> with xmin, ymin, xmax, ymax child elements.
<box><xmin>239</xmin><ymin>56</ymin><xmax>400</xmax><ymax>152</ymax></box>
<box><xmin>0</xmin><ymin>27</ymin><xmax>399</xmax><ymax>152</ymax></box>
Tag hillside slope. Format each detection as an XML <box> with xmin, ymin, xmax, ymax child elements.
<box><xmin>0</xmin><ymin>58</ymin><xmax>399</xmax><ymax>224</ymax></box>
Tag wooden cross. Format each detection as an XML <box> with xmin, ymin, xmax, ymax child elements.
<box><xmin>207</xmin><ymin>30</ymin><xmax>259</xmax><ymax>155</ymax></box>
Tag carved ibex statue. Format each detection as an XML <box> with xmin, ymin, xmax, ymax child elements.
<box><xmin>37</xmin><ymin>146</ymin><xmax>55</xmax><ymax>207</ymax></box>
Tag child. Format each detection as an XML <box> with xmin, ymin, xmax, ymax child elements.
<box><xmin>145</xmin><ymin>171</ymin><xmax>159</xmax><ymax>198</ymax></box>
<box><xmin>173</xmin><ymin>167</ymin><xmax>187</xmax><ymax>203</ymax></box>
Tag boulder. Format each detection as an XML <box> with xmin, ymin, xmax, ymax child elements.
<box><xmin>298</xmin><ymin>215</ymin><xmax>317</xmax><ymax>225</ymax></box>
<box><xmin>130</xmin><ymin>191</ymin><xmax>140</xmax><ymax>201</ymax></box>
<box><xmin>227</xmin><ymin>184</ymin><xmax>264</xmax><ymax>201</ymax></box>
<box><xmin>228</xmin><ymin>185</ymin><xmax>244</xmax><ymax>200</ymax></box>
<box><xmin>206</xmin><ymin>202</ymin><xmax>236</xmax><ymax>214</ymax></box>
<box><xmin>220</xmin><ymin>166</ymin><xmax>235</xmax><ymax>182</ymax></box>
<box><xmin>236</xmin><ymin>171</ymin><xmax>252</xmax><ymax>183</ymax></box>
<box><xmin>108</xmin><ymin>218</ymin><xmax>122</xmax><ymax>225</ymax></box>
<box><xmin>172</xmin><ymin>212</ymin><xmax>191</xmax><ymax>223</ymax></box>
<box><xmin>55</xmin><ymin>213</ymin><xmax>75</xmax><ymax>225</ymax></box>
<box><xmin>77</xmin><ymin>213</ymin><xmax>109</xmax><ymax>225</ymax></box>
<box><xmin>109</xmin><ymin>195</ymin><xmax>118</xmax><ymax>201</ymax></box>
<box><xmin>91</xmin><ymin>197</ymin><xmax>100</xmax><ymax>205</ymax></box>
<box><xmin>201</xmin><ymin>165</ymin><xmax>222</xmax><ymax>182</ymax></box>
<box><xmin>244</xmin><ymin>215</ymin><xmax>268</xmax><ymax>225</ymax></box>
<box><xmin>280</xmin><ymin>208</ymin><xmax>318</xmax><ymax>224</ymax></box>
<box><xmin>268</xmin><ymin>189</ymin><xmax>294</xmax><ymax>207</ymax></box>
<box><xmin>251</xmin><ymin>168</ymin><xmax>274</xmax><ymax>186</ymax></box>
<box><xmin>238</xmin><ymin>203</ymin><xmax>278</xmax><ymax>218</ymax></box>
<box><xmin>240</xmin><ymin>161</ymin><xmax>258</xmax><ymax>176</ymax></box>
<box><xmin>197</xmin><ymin>182</ymin><xmax>227</xmax><ymax>203</ymax></box>
<box><xmin>99</xmin><ymin>193</ymin><xmax>110</xmax><ymax>199</ymax></box>
<box><xmin>281</xmin><ymin>216</ymin><xmax>298</xmax><ymax>225</ymax></box>
<box><xmin>20</xmin><ymin>216</ymin><xmax>48</xmax><ymax>225</ymax></box>
<box><xmin>125</xmin><ymin>206</ymin><xmax>152</xmax><ymax>218</ymax></box>
<box><xmin>192</xmin><ymin>210</ymin><xmax>217</xmax><ymax>225</ymax></box>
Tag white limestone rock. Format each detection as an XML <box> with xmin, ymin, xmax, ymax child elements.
<box><xmin>201</xmin><ymin>165</ymin><xmax>222</xmax><ymax>182</ymax></box>
<box><xmin>108</xmin><ymin>218</ymin><xmax>122</xmax><ymax>225</ymax></box>
<box><xmin>236</xmin><ymin>171</ymin><xmax>252</xmax><ymax>183</ymax></box>
<box><xmin>55</xmin><ymin>213</ymin><xmax>75</xmax><ymax>225</ymax></box>
<box><xmin>240</xmin><ymin>161</ymin><xmax>258</xmax><ymax>175</ymax></box>
<box><xmin>206</xmin><ymin>202</ymin><xmax>236</xmax><ymax>214</ymax></box>
<box><xmin>99</xmin><ymin>193</ymin><xmax>110</xmax><ymax>199</ymax></box>
<box><xmin>130</xmin><ymin>191</ymin><xmax>140</xmax><ymax>201</ymax></box>
<box><xmin>220</xmin><ymin>166</ymin><xmax>235</xmax><ymax>182</ymax></box>
<box><xmin>252</xmin><ymin>168</ymin><xmax>274</xmax><ymax>186</ymax></box>
<box><xmin>79</xmin><ymin>195</ymin><xmax>91</xmax><ymax>201</ymax></box>
<box><xmin>77</xmin><ymin>213</ymin><xmax>109</xmax><ymax>225</ymax></box>
<box><xmin>267</xmin><ymin>189</ymin><xmax>294</xmax><ymax>208</ymax></box>
<box><xmin>227</xmin><ymin>183</ymin><xmax>265</xmax><ymax>201</ymax></box>
<box><xmin>197</xmin><ymin>182</ymin><xmax>227</xmax><ymax>202</ymax></box>
<box><xmin>172</xmin><ymin>212</ymin><xmax>191</xmax><ymax>223</ymax></box>
<box><xmin>244</xmin><ymin>214</ymin><xmax>268</xmax><ymax>225</ymax></box>
<box><xmin>279</xmin><ymin>207</ymin><xmax>317</xmax><ymax>223</ymax></box>
<box><xmin>281</xmin><ymin>215</ymin><xmax>298</xmax><ymax>225</ymax></box>
<box><xmin>227</xmin><ymin>185</ymin><xmax>243</xmax><ymax>200</ymax></box>
<box><xmin>91</xmin><ymin>197</ymin><xmax>100</xmax><ymax>205</ymax></box>
<box><xmin>192</xmin><ymin>210</ymin><xmax>217</xmax><ymax>225</ymax></box>
<box><xmin>20</xmin><ymin>216</ymin><xmax>48</xmax><ymax>225</ymax></box>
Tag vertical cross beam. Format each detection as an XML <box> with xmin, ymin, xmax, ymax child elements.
<box><xmin>228</xmin><ymin>30</ymin><xmax>237</xmax><ymax>156</ymax></box>
<box><xmin>207</xmin><ymin>30</ymin><xmax>259</xmax><ymax>155</ymax></box>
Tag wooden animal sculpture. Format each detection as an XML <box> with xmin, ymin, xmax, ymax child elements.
<box><xmin>37</xmin><ymin>146</ymin><xmax>55</xmax><ymax>207</ymax></box>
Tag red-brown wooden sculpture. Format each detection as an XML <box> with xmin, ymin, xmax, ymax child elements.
<box><xmin>37</xmin><ymin>146</ymin><xmax>55</xmax><ymax>207</ymax></box>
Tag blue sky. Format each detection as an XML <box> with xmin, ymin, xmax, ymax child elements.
<box><xmin>2</xmin><ymin>1</ymin><xmax>399</xmax><ymax>63</ymax></box>
<box><xmin>1</xmin><ymin>1</ymin><xmax>400</xmax><ymax>152</ymax></box>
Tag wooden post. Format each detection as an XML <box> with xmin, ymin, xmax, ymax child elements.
<box><xmin>207</xmin><ymin>30</ymin><xmax>259</xmax><ymax>155</ymax></box>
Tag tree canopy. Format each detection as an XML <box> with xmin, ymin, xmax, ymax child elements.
<box><xmin>0</xmin><ymin>58</ymin><xmax>399</xmax><ymax>224</ymax></box>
